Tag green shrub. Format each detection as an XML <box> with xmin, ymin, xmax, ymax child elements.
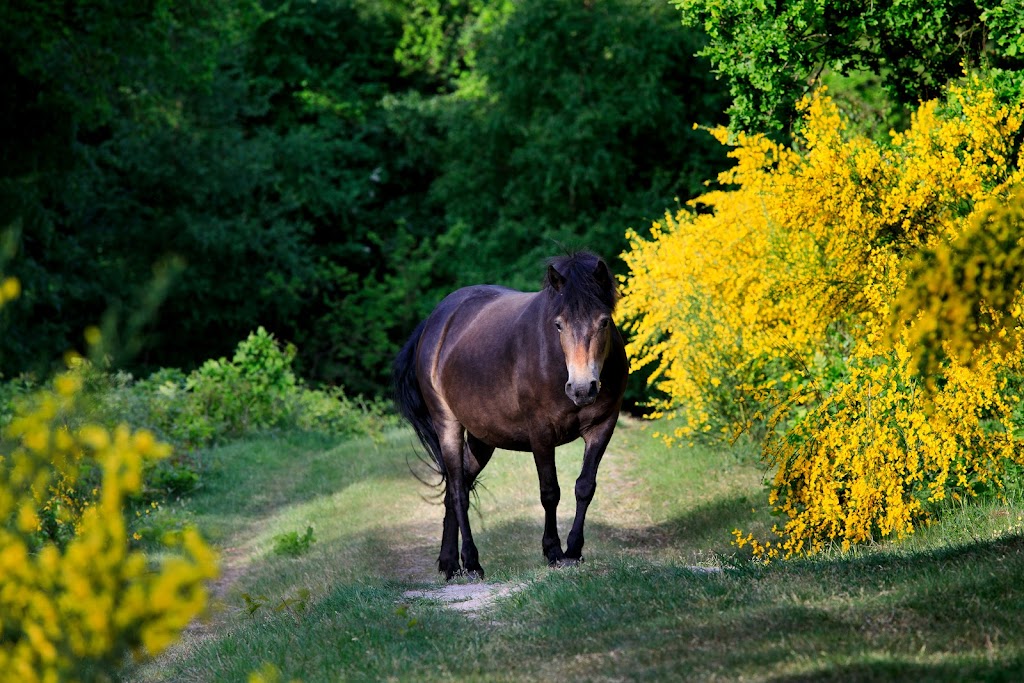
<box><xmin>272</xmin><ymin>526</ymin><xmax>316</xmax><ymax>558</ymax></box>
<box><xmin>184</xmin><ymin>327</ymin><xmax>299</xmax><ymax>439</ymax></box>
<box><xmin>81</xmin><ymin>327</ymin><xmax>390</xmax><ymax>449</ymax></box>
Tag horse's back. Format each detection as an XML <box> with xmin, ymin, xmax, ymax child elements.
<box><xmin>418</xmin><ymin>285</ymin><xmax>534</xmax><ymax>359</ymax></box>
<box><xmin>430</xmin><ymin>284</ymin><xmax>527</xmax><ymax>322</ymax></box>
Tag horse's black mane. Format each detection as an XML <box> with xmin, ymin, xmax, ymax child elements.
<box><xmin>543</xmin><ymin>251</ymin><xmax>618</xmax><ymax>315</ymax></box>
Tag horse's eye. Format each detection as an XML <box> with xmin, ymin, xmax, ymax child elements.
<box><xmin>554</xmin><ymin>320</ymin><xmax>564</xmax><ymax>332</ymax></box>
<box><xmin>599</xmin><ymin>318</ymin><xmax>610</xmax><ymax>329</ymax></box>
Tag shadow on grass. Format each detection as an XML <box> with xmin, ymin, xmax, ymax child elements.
<box><xmin>696</xmin><ymin>534</ymin><xmax>1024</xmax><ymax>681</ymax></box>
<box><xmin>484</xmin><ymin>533</ymin><xmax>1024</xmax><ymax>681</ymax></box>
<box><xmin>769</xmin><ymin>655</ymin><xmax>1024</xmax><ymax>683</ymax></box>
<box><xmin>595</xmin><ymin>493</ymin><xmax>762</xmax><ymax>553</ymax></box>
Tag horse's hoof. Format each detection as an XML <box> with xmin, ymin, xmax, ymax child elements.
<box><xmin>464</xmin><ymin>568</ymin><xmax>485</xmax><ymax>581</ymax></box>
<box><xmin>439</xmin><ymin>562</ymin><xmax>461</xmax><ymax>581</ymax></box>
<box><xmin>551</xmin><ymin>556</ymin><xmax>584</xmax><ymax>569</ymax></box>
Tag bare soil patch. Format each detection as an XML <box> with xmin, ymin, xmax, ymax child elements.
<box><xmin>402</xmin><ymin>581</ymin><xmax>526</xmax><ymax>617</ymax></box>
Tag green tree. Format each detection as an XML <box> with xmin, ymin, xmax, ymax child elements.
<box><xmin>0</xmin><ymin>0</ymin><xmax>261</xmax><ymax>375</ymax></box>
<box><xmin>394</xmin><ymin>0</ymin><xmax>514</xmax><ymax>86</ymax></box>
<box><xmin>0</xmin><ymin>0</ymin><xmax>440</xmax><ymax>395</ymax></box>
<box><xmin>675</xmin><ymin>0</ymin><xmax>1024</xmax><ymax>132</ymax></box>
<box><xmin>235</xmin><ymin>0</ymin><xmax>444</xmax><ymax>393</ymax></box>
<box><xmin>427</xmin><ymin>0</ymin><xmax>730</xmax><ymax>289</ymax></box>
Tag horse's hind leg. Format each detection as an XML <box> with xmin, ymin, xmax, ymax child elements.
<box><xmin>438</xmin><ymin>487</ymin><xmax>460</xmax><ymax>580</ymax></box>
<box><xmin>437</xmin><ymin>420</ymin><xmax>485</xmax><ymax>579</ymax></box>
<box><xmin>437</xmin><ymin>434</ymin><xmax>493</xmax><ymax>580</ymax></box>
<box><xmin>465</xmin><ymin>434</ymin><xmax>494</xmax><ymax>501</ymax></box>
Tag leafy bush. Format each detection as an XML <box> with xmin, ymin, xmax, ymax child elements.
<box><xmin>184</xmin><ymin>326</ymin><xmax>300</xmax><ymax>439</ymax></box>
<box><xmin>291</xmin><ymin>385</ymin><xmax>393</xmax><ymax>439</ymax></box>
<box><xmin>1</xmin><ymin>326</ymin><xmax>391</xmax><ymax>557</ymax></box>
<box><xmin>620</xmin><ymin>75</ymin><xmax>1024</xmax><ymax>558</ymax></box>
<box><xmin>272</xmin><ymin>526</ymin><xmax>316</xmax><ymax>558</ymax></box>
<box><xmin>76</xmin><ymin>327</ymin><xmax>391</xmax><ymax>451</ymax></box>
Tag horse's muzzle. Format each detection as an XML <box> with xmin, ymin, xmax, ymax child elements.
<box><xmin>566</xmin><ymin>379</ymin><xmax>600</xmax><ymax>407</ymax></box>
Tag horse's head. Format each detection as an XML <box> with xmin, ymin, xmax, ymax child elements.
<box><xmin>545</xmin><ymin>253</ymin><xmax>618</xmax><ymax>407</ymax></box>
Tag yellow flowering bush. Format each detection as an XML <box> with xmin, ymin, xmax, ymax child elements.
<box><xmin>0</xmin><ymin>279</ymin><xmax>219</xmax><ymax>682</ymax></box>
<box><xmin>892</xmin><ymin>190</ymin><xmax>1024</xmax><ymax>376</ymax></box>
<box><xmin>619</xmin><ymin>77</ymin><xmax>1024</xmax><ymax>558</ymax></box>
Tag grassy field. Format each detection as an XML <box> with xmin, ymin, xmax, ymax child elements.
<box><xmin>129</xmin><ymin>418</ymin><xmax>1024</xmax><ymax>682</ymax></box>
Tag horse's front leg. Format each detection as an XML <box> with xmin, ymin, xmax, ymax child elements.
<box><xmin>565</xmin><ymin>418</ymin><xmax>618</xmax><ymax>562</ymax></box>
<box><xmin>533</xmin><ymin>447</ymin><xmax>565</xmax><ymax>565</ymax></box>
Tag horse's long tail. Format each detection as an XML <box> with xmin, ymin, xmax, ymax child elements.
<box><xmin>392</xmin><ymin>320</ymin><xmax>446</xmax><ymax>483</ymax></box>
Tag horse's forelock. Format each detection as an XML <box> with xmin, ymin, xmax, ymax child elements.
<box><xmin>544</xmin><ymin>251</ymin><xmax>617</xmax><ymax>315</ymax></box>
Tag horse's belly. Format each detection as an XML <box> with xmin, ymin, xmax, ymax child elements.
<box><xmin>454</xmin><ymin>400</ymin><xmax>580</xmax><ymax>453</ymax></box>
<box><xmin>455</xmin><ymin>409</ymin><xmax>533</xmax><ymax>451</ymax></box>
<box><xmin>476</xmin><ymin>433</ymin><xmax>532</xmax><ymax>452</ymax></box>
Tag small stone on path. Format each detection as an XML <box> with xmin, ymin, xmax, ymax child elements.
<box><xmin>685</xmin><ymin>565</ymin><xmax>723</xmax><ymax>575</ymax></box>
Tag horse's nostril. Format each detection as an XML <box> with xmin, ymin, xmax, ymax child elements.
<box><xmin>588</xmin><ymin>380</ymin><xmax>598</xmax><ymax>396</ymax></box>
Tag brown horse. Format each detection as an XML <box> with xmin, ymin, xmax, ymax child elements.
<box><xmin>392</xmin><ymin>252</ymin><xmax>629</xmax><ymax>580</ymax></box>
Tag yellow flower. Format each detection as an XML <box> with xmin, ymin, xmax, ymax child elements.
<box><xmin>0</xmin><ymin>276</ymin><xmax>20</xmax><ymax>303</ymax></box>
<box><xmin>84</xmin><ymin>326</ymin><xmax>102</xmax><ymax>347</ymax></box>
<box><xmin>54</xmin><ymin>374</ymin><xmax>82</xmax><ymax>397</ymax></box>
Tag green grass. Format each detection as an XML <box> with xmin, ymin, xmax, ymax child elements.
<box><xmin>128</xmin><ymin>419</ymin><xmax>1024</xmax><ymax>682</ymax></box>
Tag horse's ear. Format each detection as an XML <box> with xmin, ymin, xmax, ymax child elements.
<box><xmin>547</xmin><ymin>264</ymin><xmax>566</xmax><ymax>292</ymax></box>
<box><xmin>593</xmin><ymin>259</ymin><xmax>613</xmax><ymax>292</ymax></box>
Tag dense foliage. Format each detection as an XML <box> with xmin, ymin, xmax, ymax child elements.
<box><xmin>0</xmin><ymin>0</ymin><xmax>728</xmax><ymax>395</ymax></box>
<box><xmin>676</xmin><ymin>0</ymin><xmax>1024</xmax><ymax>132</ymax></box>
<box><xmin>619</xmin><ymin>77</ymin><xmax>1024</xmax><ymax>557</ymax></box>
<box><xmin>426</xmin><ymin>0</ymin><xmax>729</xmax><ymax>289</ymax></box>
